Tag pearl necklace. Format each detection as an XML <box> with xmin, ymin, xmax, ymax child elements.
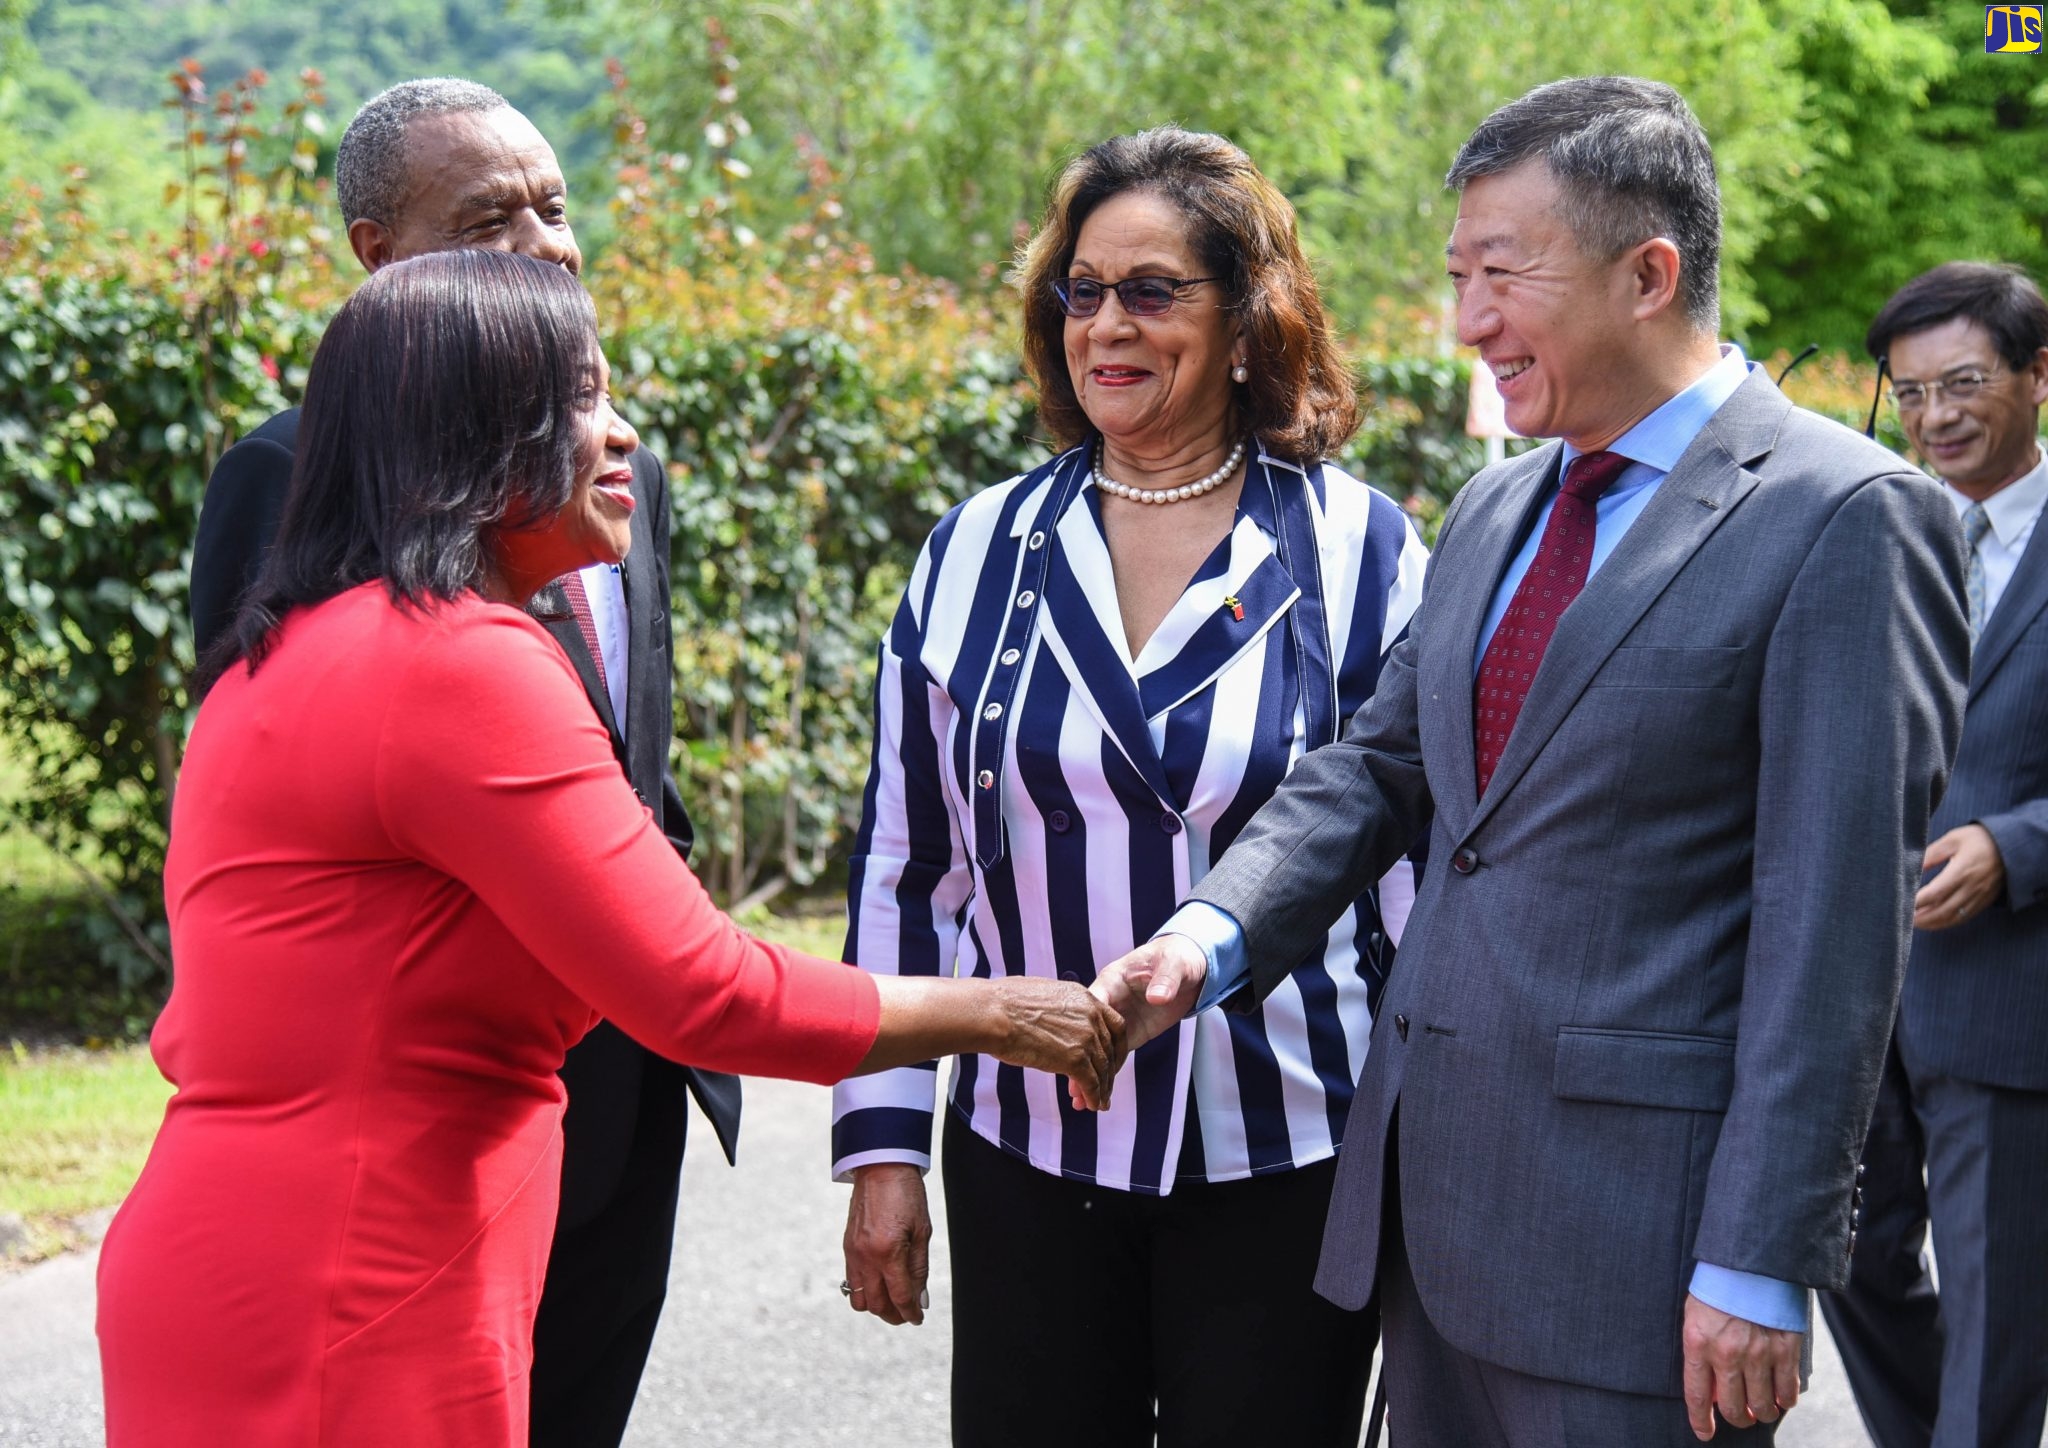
<box><xmin>1093</xmin><ymin>437</ymin><xmax>1247</xmax><ymax>505</ymax></box>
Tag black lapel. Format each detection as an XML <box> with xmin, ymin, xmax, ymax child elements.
<box><xmin>619</xmin><ymin>449</ymin><xmax>666</xmax><ymax>793</ymax></box>
<box><xmin>534</xmin><ymin>579</ymin><xmax>625</xmax><ymax>751</ymax></box>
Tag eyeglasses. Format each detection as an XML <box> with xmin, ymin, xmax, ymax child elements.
<box><xmin>1889</xmin><ymin>369</ymin><xmax>2005</xmax><ymax>412</ymax></box>
<box><xmin>1051</xmin><ymin>275</ymin><xmax>1222</xmax><ymax>319</ymax></box>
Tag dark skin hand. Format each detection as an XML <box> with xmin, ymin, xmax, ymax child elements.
<box><xmin>840</xmin><ymin>976</ymin><xmax>1127</xmax><ymax>1326</ymax></box>
<box><xmin>854</xmin><ymin>975</ymin><xmax>1126</xmax><ymax>1110</ymax></box>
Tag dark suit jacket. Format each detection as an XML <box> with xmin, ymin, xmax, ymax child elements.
<box><xmin>189</xmin><ymin>408</ymin><xmax>743</xmax><ymax>1222</ymax></box>
<box><xmin>1191</xmin><ymin>372</ymin><xmax>1969</xmax><ymax>1396</ymax></box>
<box><xmin>1897</xmin><ymin>473</ymin><xmax>2048</xmax><ymax>1093</ymax></box>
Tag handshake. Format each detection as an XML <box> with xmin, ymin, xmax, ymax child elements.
<box><xmin>991</xmin><ymin>935</ymin><xmax>1212</xmax><ymax>1111</ymax></box>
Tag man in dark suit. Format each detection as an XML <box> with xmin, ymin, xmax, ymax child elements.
<box><xmin>1095</xmin><ymin>77</ymin><xmax>1969</xmax><ymax>1444</ymax></box>
<box><xmin>187</xmin><ymin>77</ymin><xmax>741</xmax><ymax>1448</ymax></box>
<box><xmin>1819</xmin><ymin>262</ymin><xmax>2048</xmax><ymax>1448</ymax></box>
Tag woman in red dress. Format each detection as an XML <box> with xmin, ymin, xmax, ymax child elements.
<box><xmin>97</xmin><ymin>249</ymin><xmax>1124</xmax><ymax>1447</ymax></box>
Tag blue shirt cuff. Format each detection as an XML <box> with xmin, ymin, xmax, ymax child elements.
<box><xmin>1689</xmin><ymin>1263</ymin><xmax>1809</xmax><ymax>1333</ymax></box>
<box><xmin>1156</xmin><ymin>901</ymin><xmax>1249</xmax><ymax>1013</ymax></box>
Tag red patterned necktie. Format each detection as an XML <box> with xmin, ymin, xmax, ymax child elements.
<box><xmin>1473</xmin><ymin>449</ymin><xmax>1630</xmax><ymax>795</ymax></box>
<box><xmin>558</xmin><ymin>568</ymin><xmax>610</xmax><ymax>695</ymax></box>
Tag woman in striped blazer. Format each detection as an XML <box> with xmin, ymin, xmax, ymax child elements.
<box><xmin>833</xmin><ymin>127</ymin><xmax>1428</xmax><ymax>1447</ymax></box>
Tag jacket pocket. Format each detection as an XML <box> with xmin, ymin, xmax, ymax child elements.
<box><xmin>1553</xmin><ymin>1026</ymin><xmax>1736</xmax><ymax>1112</ymax></box>
<box><xmin>1587</xmin><ymin>645</ymin><xmax>1742</xmax><ymax>689</ymax></box>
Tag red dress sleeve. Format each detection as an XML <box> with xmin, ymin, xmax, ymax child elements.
<box><xmin>373</xmin><ymin>603</ymin><xmax>879</xmax><ymax>1083</ymax></box>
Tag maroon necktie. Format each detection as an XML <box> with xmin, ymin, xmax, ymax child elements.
<box><xmin>558</xmin><ymin>568</ymin><xmax>609</xmax><ymax>696</ymax></box>
<box><xmin>1473</xmin><ymin>450</ymin><xmax>1630</xmax><ymax>795</ymax></box>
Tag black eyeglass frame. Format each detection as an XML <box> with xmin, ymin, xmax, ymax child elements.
<box><xmin>1051</xmin><ymin>275</ymin><xmax>1224</xmax><ymax>319</ymax></box>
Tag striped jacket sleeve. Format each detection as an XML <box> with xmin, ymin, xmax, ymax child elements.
<box><xmin>831</xmin><ymin>532</ymin><xmax>976</xmax><ymax>1179</ymax></box>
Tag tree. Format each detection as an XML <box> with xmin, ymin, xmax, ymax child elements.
<box><xmin>1752</xmin><ymin>0</ymin><xmax>2047</xmax><ymax>352</ymax></box>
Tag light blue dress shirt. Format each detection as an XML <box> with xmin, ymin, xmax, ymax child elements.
<box><xmin>1160</xmin><ymin>346</ymin><xmax>1808</xmax><ymax>1333</ymax></box>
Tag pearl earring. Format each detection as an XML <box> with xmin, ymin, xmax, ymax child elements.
<box><xmin>1231</xmin><ymin>363</ymin><xmax>1249</xmax><ymax>383</ymax></box>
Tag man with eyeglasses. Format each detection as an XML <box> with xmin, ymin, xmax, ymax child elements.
<box><xmin>1821</xmin><ymin>261</ymin><xmax>2048</xmax><ymax>1448</ymax></box>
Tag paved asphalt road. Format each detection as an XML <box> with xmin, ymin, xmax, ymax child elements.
<box><xmin>0</xmin><ymin>1075</ymin><xmax>1925</xmax><ymax>1447</ymax></box>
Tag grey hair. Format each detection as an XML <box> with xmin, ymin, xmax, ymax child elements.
<box><xmin>335</xmin><ymin>77</ymin><xmax>509</xmax><ymax>229</ymax></box>
<box><xmin>1448</xmin><ymin>76</ymin><xmax>1721</xmax><ymax>331</ymax></box>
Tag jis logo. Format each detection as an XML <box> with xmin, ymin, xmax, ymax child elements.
<box><xmin>1985</xmin><ymin>4</ymin><xmax>2043</xmax><ymax>52</ymax></box>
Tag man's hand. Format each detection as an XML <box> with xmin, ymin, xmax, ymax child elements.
<box><xmin>1681</xmin><ymin>1295</ymin><xmax>1801</xmax><ymax>1440</ymax></box>
<box><xmin>1089</xmin><ymin>934</ymin><xmax>1207</xmax><ymax>1058</ymax></box>
<box><xmin>1914</xmin><ymin>822</ymin><xmax>2005</xmax><ymax>930</ymax></box>
<box><xmin>842</xmin><ymin>1163</ymin><xmax>932</xmax><ymax>1326</ymax></box>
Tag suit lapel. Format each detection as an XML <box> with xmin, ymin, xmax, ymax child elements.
<box><xmin>535</xmin><ymin>579</ymin><xmax>625</xmax><ymax>747</ymax></box>
<box><xmin>1422</xmin><ymin>443</ymin><xmax>1561</xmax><ymax>831</ymax></box>
<box><xmin>1969</xmin><ymin>504</ymin><xmax>2048</xmax><ymax>701</ymax></box>
<box><xmin>620</xmin><ymin>458</ymin><xmax>665</xmax><ymax>790</ymax></box>
<box><xmin>1465</xmin><ymin>370</ymin><xmax>1783</xmax><ymax>833</ymax></box>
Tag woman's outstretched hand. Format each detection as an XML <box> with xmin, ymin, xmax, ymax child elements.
<box><xmin>854</xmin><ymin>976</ymin><xmax>1127</xmax><ymax>1109</ymax></box>
<box><xmin>987</xmin><ymin>977</ymin><xmax>1128</xmax><ymax>1110</ymax></box>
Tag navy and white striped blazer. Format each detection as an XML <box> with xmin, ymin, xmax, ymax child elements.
<box><xmin>832</xmin><ymin>442</ymin><xmax>1428</xmax><ymax>1193</ymax></box>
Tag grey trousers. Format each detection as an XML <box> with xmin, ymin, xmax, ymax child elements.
<box><xmin>1379</xmin><ymin>1124</ymin><xmax>1777</xmax><ymax>1448</ymax></box>
<box><xmin>1820</xmin><ymin>1038</ymin><xmax>2048</xmax><ymax>1448</ymax></box>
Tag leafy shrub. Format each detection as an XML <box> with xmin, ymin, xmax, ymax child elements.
<box><xmin>0</xmin><ymin>59</ymin><xmax>1919</xmax><ymax>1008</ymax></box>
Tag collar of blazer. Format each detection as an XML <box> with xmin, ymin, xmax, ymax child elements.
<box><xmin>1424</xmin><ymin>368</ymin><xmax>1788</xmax><ymax>840</ymax></box>
<box><xmin>1030</xmin><ymin>445</ymin><xmax>1331</xmax><ymax>809</ymax></box>
<box><xmin>1970</xmin><ymin>492</ymin><xmax>2048</xmax><ymax>701</ymax></box>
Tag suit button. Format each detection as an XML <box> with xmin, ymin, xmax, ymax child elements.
<box><xmin>1394</xmin><ymin>1014</ymin><xmax>1409</xmax><ymax>1041</ymax></box>
<box><xmin>1856</xmin><ymin>1163</ymin><xmax>1868</xmax><ymax>1182</ymax></box>
<box><xmin>1451</xmin><ymin>847</ymin><xmax>1479</xmax><ymax>874</ymax></box>
<box><xmin>1048</xmin><ymin>810</ymin><xmax>1071</xmax><ymax>833</ymax></box>
<box><xmin>1848</xmin><ymin>1229</ymin><xmax>1859</xmax><ymax>1255</ymax></box>
<box><xmin>1160</xmin><ymin>813</ymin><xmax>1182</xmax><ymax>836</ymax></box>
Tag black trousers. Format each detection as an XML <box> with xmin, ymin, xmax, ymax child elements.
<box><xmin>1820</xmin><ymin>1037</ymin><xmax>2048</xmax><ymax>1448</ymax></box>
<box><xmin>528</xmin><ymin>1031</ymin><xmax>693</xmax><ymax>1448</ymax></box>
<box><xmin>942</xmin><ymin>1109</ymin><xmax>1375</xmax><ymax>1448</ymax></box>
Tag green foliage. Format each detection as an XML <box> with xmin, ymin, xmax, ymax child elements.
<box><xmin>1754</xmin><ymin>0</ymin><xmax>2048</xmax><ymax>352</ymax></box>
<box><xmin>0</xmin><ymin>272</ymin><xmax>317</xmax><ymax>987</ymax></box>
<box><xmin>0</xmin><ymin>31</ymin><xmax>1957</xmax><ymax>1013</ymax></box>
<box><xmin>22</xmin><ymin>0</ymin><xmax>611</xmax><ymax>172</ymax></box>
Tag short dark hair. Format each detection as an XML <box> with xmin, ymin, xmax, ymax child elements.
<box><xmin>1014</xmin><ymin>125</ymin><xmax>1359</xmax><ymax>464</ymax></box>
<box><xmin>200</xmin><ymin>250</ymin><xmax>599</xmax><ymax>693</ymax></box>
<box><xmin>1447</xmin><ymin>76</ymin><xmax>1721</xmax><ymax>331</ymax></box>
<box><xmin>1865</xmin><ymin>261</ymin><xmax>2048</xmax><ymax>370</ymax></box>
<box><xmin>335</xmin><ymin>77</ymin><xmax>509</xmax><ymax>228</ymax></box>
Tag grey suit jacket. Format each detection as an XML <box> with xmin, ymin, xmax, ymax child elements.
<box><xmin>1897</xmin><ymin>470</ymin><xmax>2048</xmax><ymax>1092</ymax></box>
<box><xmin>1192</xmin><ymin>371</ymin><xmax>1969</xmax><ymax>1396</ymax></box>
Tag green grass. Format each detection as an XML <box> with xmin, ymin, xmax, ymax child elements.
<box><xmin>0</xmin><ymin>1042</ymin><xmax>171</xmax><ymax>1262</ymax></box>
<box><xmin>743</xmin><ymin>896</ymin><xmax>849</xmax><ymax>961</ymax></box>
<box><xmin>0</xmin><ymin>891</ymin><xmax>851</xmax><ymax>1266</ymax></box>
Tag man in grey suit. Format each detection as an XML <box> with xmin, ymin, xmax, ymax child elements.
<box><xmin>1093</xmin><ymin>77</ymin><xmax>1969</xmax><ymax>1444</ymax></box>
<box><xmin>1819</xmin><ymin>262</ymin><xmax>2048</xmax><ymax>1448</ymax></box>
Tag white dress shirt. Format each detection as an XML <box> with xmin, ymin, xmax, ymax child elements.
<box><xmin>1945</xmin><ymin>444</ymin><xmax>2048</xmax><ymax>622</ymax></box>
<box><xmin>578</xmin><ymin>562</ymin><xmax>630</xmax><ymax>741</ymax></box>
